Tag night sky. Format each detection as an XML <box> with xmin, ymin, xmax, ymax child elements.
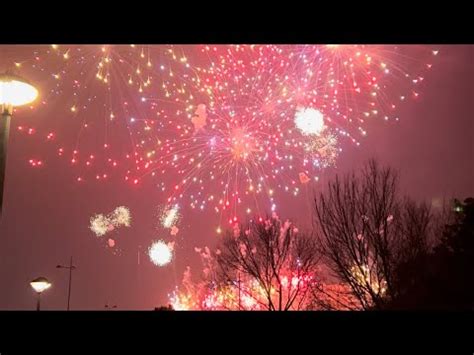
<box><xmin>0</xmin><ymin>45</ymin><xmax>472</xmax><ymax>310</ymax></box>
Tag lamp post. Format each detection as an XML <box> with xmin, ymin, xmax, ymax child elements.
<box><xmin>30</xmin><ymin>277</ymin><xmax>51</xmax><ymax>311</ymax></box>
<box><xmin>0</xmin><ymin>72</ymin><xmax>38</xmax><ymax>218</ymax></box>
<box><xmin>56</xmin><ymin>256</ymin><xmax>76</xmax><ymax>311</ymax></box>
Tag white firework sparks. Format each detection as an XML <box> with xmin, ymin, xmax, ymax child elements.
<box><xmin>111</xmin><ymin>206</ymin><xmax>131</xmax><ymax>227</ymax></box>
<box><xmin>89</xmin><ymin>206</ymin><xmax>131</xmax><ymax>238</ymax></box>
<box><xmin>295</xmin><ymin>107</ymin><xmax>325</xmax><ymax>136</ymax></box>
<box><xmin>305</xmin><ymin>130</ymin><xmax>339</xmax><ymax>168</ymax></box>
<box><xmin>160</xmin><ymin>204</ymin><xmax>180</xmax><ymax>229</ymax></box>
<box><xmin>89</xmin><ymin>214</ymin><xmax>111</xmax><ymax>237</ymax></box>
<box><xmin>148</xmin><ymin>240</ymin><xmax>173</xmax><ymax>266</ymax></box>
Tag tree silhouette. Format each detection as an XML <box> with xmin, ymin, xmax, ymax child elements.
<box><xmin>313</xmin><ymin>160</ymin><xmax>434</xmax><ymax>309</ymax></box>
<box><xmin>387</xmin><ymin>198</ymin><xmax>473</xmax><ymax>309</ymax></box>
<box><xmin>213</xmin><ymin>216</ymin><xmax>321</xmax><ymax>310</ymax></box>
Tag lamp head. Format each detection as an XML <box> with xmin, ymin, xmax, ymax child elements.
<box><xmin>30</xmin><ymin>277</ymin><xmax>51</xmax><ymax>294</ymax></box>
<box><xmin>0</xmin><ymin>72</ymin><xmax>38</xmax><ymax>111</ymax></box>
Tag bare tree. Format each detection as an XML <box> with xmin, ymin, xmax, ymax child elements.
<box><xmin>313</xmin><ymin>160</ymin><xmax>433</xmax><ymax>309</ymax></box>
<box><xmin>214</xmin><ymin>216</ymin><xmax>321</xmax><ymax>310</ymax></box>
<box><xmin>392</xmin><ymin>198</ymin><xmax>432</xmax><ymax>266</ymax></box>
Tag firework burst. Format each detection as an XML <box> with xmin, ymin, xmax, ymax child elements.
<box><xmin>294</xmin><ymin>107</ymin><xmax>325</xmax><ymax>135</ymax></box>
<box><xmin>14</xmin><ymin>45</ymin><xmax>436</xmax><ymax>228</ymax></box>
<box><xmin>159</xmin><ymin>204</ymin><xmax>180</xmax><ymax>229</ymax></box>
<box><xmin>89</xmin><ymin>214</ymin><xmax>111</xmax><ymax>237</ymax></box>
<box><xmin>89</xmin><ymin>206</ymin><xmax>131</xmax><ymax>238</ymax></box>
<box><xmin>131</xmin><ymin>45</ymin><xmax>436</xmax><ymax>227</ymax></box>
<box><xmin>148</xmin><ymin>240</ymin><xmax>174</xmax><ymax>266</ymax></box>
<box><xmin>111</xmin><ymin>206</ymin><xmax>131</xmax><ymax>227</ymax></box>
<box><xmin>13</xmin><ymin>44</ymin><xmax>183</xmax><ymax>182</ymax></box>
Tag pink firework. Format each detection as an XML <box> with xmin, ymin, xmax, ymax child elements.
<box><xmin>14</xmin><ymin>45</ymin><xmax>436</xmax><ymax>225</ymax></box>
<box><xmin>131</xmin><ymin>45</ymin><xmax>435</xmax><ymax>223</ymax></box>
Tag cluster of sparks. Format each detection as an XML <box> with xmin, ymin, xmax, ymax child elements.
<box><xmin>172</xmin><ymin>280</ymin><xmax>268</xmax><ymax>311</ymax></box>
<box><xmin>168</xmin><ymin>271</ymin><xmax>266</xmax><ymax>310</ymax></box>
<box><xmin>169</xmin><ymin>229</ymin><xmax>317</xmax><ymax>310</ymax></box>
<box><xmin>89</xmin><ymin>206</ymin><xmax>131</xmax><ymax>252</ymax></box>
<box><xmin>159</xmin><ymin>204</ymin><xmax>180</xmax><ymax>230</ymax></box>
<box><xmin>89</xmin><ymin>206</ymin><xmax>131</xmax><ymax>237</ymax></box>
<box><xmin>171</xmin><ymin>273</ymin><xmax>316</xmax><ymax>311</ymax></box>
<box><xmin>13</xmin><ymin>45</ymin><xmax>437</xmax><ymax>229</ymax></box>
<box><xmin>169</xmin><ymin>256</ymin><xmax>364</xmax><ymax>310</ymax></box>
<box><xmin>351</xmin><ymin>264</ymin><xmax>387</xmax><ymax>298</ymax></box>
<box><xmin>169</xmin><ymin>262</ymin><xmax>366</xmax><ymax>310</ymax></box>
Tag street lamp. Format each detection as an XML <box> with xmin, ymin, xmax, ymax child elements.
<box><xmin>30</xmin><ymin>277</ymin><xmax>51</xmax><ymax>311</ymax></box>
<box><xmin>56</xmin><ymin>256</ymin><xmax>76</xmax><ymax>311</ymax></box>
<box><xmin>0</xmin><ymin>72</ymin><xmax>38</xmax><ymax>217</ymax></box>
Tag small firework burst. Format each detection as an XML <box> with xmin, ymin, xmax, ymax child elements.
<box><xmin>89</xmin><ymin>214</ymin><xmax>111</xmax><ymax>237</ymax></box>
<box><xmin>160</xmin><ymin>204</ymin><xmax>180</xmax><ymax>229</ymax></box>
<box><xmin>111</xmin><ymin>206</ymin><xmax>131</xmax><ymax>227</ymax></box>
<box><xmin>89</xmin><ymin>206</ymin><xmax>131</xmax><ymax>238</ymax></box>
<box><xmin>148</xmin><ymin>240</ymin><xmax>173</xmax><ymax>266</ymax></box>
<box><xmin>304</xmin><ymin>130</ymin><xmax>339</xmax><ymax>168</ymax></box>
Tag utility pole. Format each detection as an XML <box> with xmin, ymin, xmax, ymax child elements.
<box><xmin>57</xmin><ymin>256</ymin><xmax>76</xmax><ymax>310</ymax></box>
